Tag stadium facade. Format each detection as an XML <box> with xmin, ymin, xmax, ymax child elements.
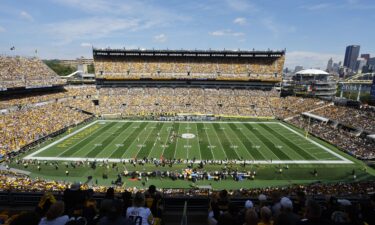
<box><xmin>292</xmin><ymin>69</ymin><xmax>337</xmax><ymax>99</ymax></box>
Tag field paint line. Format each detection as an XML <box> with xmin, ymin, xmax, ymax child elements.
<box><xmin>96</xmin><ymin>122</ymin><xmax>135</xmax><ymax>157</ymax></box>
<box><xmin>133</xmin><ymin>123</ymin><xmax>158</xmax><ymax>159</ymax></box>
<box><xmin>24</xmin><ymin>120</ymin><xmax>99</xmax><ymax>159</ymax></box>
<box><xmin>220</xmin><ymin>123</ymin><xmax>248</xmax><ymax>160</ymax></box>
<box><xmin>122</xmin><ymin>123</ymin><xmax>153</xmax><ymax>159</ymax></box>
<box><xmin>241</xmin><ymin>123</ymin><xmax>282</xmax><ymax>161</ymax></box>
<box><xmin>23</xmin><ymin>156</ymin><xmax>353</xmax><ymax>164</ymax></box>
<box><xmin>210</xmin><ymin>124</ymin><xmax>229</xmax><ymax>160</ymax></box>
<box><xmin>174</xmin><ymin>123</ymin><xmax>185</xmax><ymax>159</ymax></box>
<box><xmin>146</xmin><ymin>123</ymin><xmax>167</xmax><ymax>158</ymax></box>
<box><xmin>278</xmin><ymin>123</ymin><xmax>353</xmax><ymax>163</ymax></box>
<box><xmin>71</xmin><ymin>122</ymin><xmax>126</xmax><ymax>157</ymax></box>
<box><xmin>202</xmin><ymin>124</ymin><xmax>220</xmax><ymax>160</ymax></box>
<box><xmin>155</xmin><ymin>124</ymin><xmax>174</xmax><ymax>159</ymax></box>
<box><xmin>233</xmin><ymin>123</ymin><xmax>268</xmax><ymax>160</ymax></box>
<box><xmin>98</xmin><ymin>120</ymin><xmax>279</xmax><ymax>124</ymax></box>
<box><xmin>266</xmin><ymin>125</ymin><xmax>320</xmax><ymax>161</ymax></box>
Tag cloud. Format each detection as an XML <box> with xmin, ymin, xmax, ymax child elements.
<box><xmin>285</xmin><ymin>51</ymin><xmax>343</xmax><ymax>69</ymax></box>
<box><xmin>209</xmin><ymin>29</ymin><xmax>244</xmax><ymax>37</ymax></box>
<box><xmin>153</xmin><ymin>34</ymin><xmax>167</xmax><ymax>43</ymax></box>
<box><xmin>233</xmin><ymin>17</ymin><xmax>246</xmax><ymax>25</ymax></box>
<box><xmin>261</xmin><ymin>18</ymin><xmax>296</xmax><ymax>38</ymax></box>
<box><xmin>46</xmin><ymin>17</ymin><xmax>143</xmax><ymax>44</ymax></box>
<box><xmin>81</xmin><ymin>42</ymin><xmax>92</xmax><ymax>47</ymax></box>
<box><xmin>20</xmin><ymin>11</ymin><xmax>34</xmax><ymax>21</ymax></box>
<box><xmin>0</xmin><ymin>26</ymin><xmax>5</xmax><ymax>33</ymax></box>
<box><xmin>302</xmin><ymin>3</ymin><xmax>331</xmax><ymax>11</ymax></box>
<box><xmin>225</xmin><ymin>0</ymin><xmax>258</xmax><ymax>12</ymax></box>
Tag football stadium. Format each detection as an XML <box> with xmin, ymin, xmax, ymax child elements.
<box><xmin>1</xmin><ymin>1</ymin><xmax>375</xmax><ymax>222</ymax></box>
<box><xmin>1</xmin><ymin>46</ymin><xmax>375</xmax><ymax>224</ymax></box>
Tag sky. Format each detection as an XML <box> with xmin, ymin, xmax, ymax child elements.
<box><xmin>0</xmin><ymin>0</ymin><xmax>374</xmax><ymax>69</ymax></box>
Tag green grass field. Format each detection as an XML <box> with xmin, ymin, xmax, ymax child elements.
<box><xmin>25</xmin><ymin>120</ymin><xmax>351</xmax><ymax>164</ymax></box>
<box><xmin>13</xmin><ymin>119</ymin><xmax>375</xmax><ymax>188</ymax></box>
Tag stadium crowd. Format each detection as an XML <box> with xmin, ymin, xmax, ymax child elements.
<box><xmin>0</xmin><ymin>85</ymin><xmax>97</xmax><ymax>110</ymax></box>
<box><xmin>0</xmin><ymin>168</ymin><xmax>375</xmax><ymax>225</ymax></box>
<box><xmin>0</xmin><ymin>56</ymin><xmax>66</xmax><ymax>89</ymax></box>
<box><xmin>95</xmin><ymin>87</ymin><xmax>326</xmax><ymax>119</ymax></box>
<box><xmin>0</xmin><ymin>103</ymin><xmax>92</xmax><ymax>156</ymax></box>
<box><xmin>289</xmin><ymin>116</ymin><xmax>375</xmax><ymax>160</ymax></box>
<box><xmin>94</xmin><ymin>57</ymin><xmax>284</xmax><ymax>81</ymax></box>
<box><xmin>313</xmin><ymin>105</ymin><xmax>375</xmax><ymax>133</ymax></box>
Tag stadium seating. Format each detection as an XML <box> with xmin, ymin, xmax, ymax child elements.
<box><xmin>289</xmin><ymin>116</ymin><xmax>375</xmax><ymax>160</ymax></box>
<box><xmin>313</xmin><ymin>105</ymin><xmax>375</xmax><ymax>133</ymax></box>
<box><xmin>0</xmin><ymin>103</ymin><xmax>91</xmax><ymax>156</ymax></box>
<box><xmin>94</xmin><ymin>57</ymin><xmax>284</xmax><ymax>81</ymax></box>
<box><xmin>0</xmin><ymin>169</ymin><xmax>374</xmax><ymax>225</ymax></box>
<box><xmin>0</xmin><ymin>56</ymin><xmax>66</xmax><ymax>89</ymax></box>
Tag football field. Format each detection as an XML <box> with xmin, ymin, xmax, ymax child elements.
<box><xmin>24</xmin><ymin>120</ymin><xmax>352</xmax><ymax>164</ymax></box>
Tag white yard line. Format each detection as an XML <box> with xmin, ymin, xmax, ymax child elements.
<box><xmin>240</xmin><ymin>123</ymin><xmax>280</xmax><ymax>161</ymax></box>
<box><xmin>23</xmin><ymin>156</ymin><xmax>353</xmax><ymax>164</ymax></box>
<box><xmin>278</xmin><ymin>123</ymin><xmax>353</xmax><ymax>163</ymax></box>
<box><xmin>233</xmin><ymin>123</ymin><xmax>267</xmax><ymax>160</ymax></box>
<box><xmin>157</xmin><ymin>124</ymin><xmax>175</xmax><ymax>159</ymax></box>
<box><xmin>210</xmin><ymin>124</ymin><xmax>229</xmax><ymax>159</ymax></box>
<box><xmin>24</xmin><ymin>120</ymin><xmax>353</xmax><ymax>165</ymax></box>
<box><xmin>146</xmin><ymin>123</ymin><xmax>167</xmax><ymax>158</ymax></box>
<box><xmin>100</xmin><ymin>120</ymin><xmax>279</xmax><ymax>124</ymax></box>
<box><xmin>202</xmin><ymin>124</ymin><xmax>219</xmax><ymax>160</ymax></box>
<box><xmin>219</xmin><ymin>124</ymin><xmax>242</xmax><ymax>159</ymax></box>
<box><xmin>24</xmin><ymin>120</ymin><xmax>99</xmax><ymax>159</ymax></box>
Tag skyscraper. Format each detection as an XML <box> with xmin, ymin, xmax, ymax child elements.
<box><xmin>360</xmin><ymin>54</ymin><xmax>370</xmax><ymax>61</ymax></box>
<box><xmin>343</xmin><ymin>45</ymin><xmax>360</xmax><ymax>71</ymax></box>
<box><xmin>326</xmin><ymin>58</ymin><xmax>333</xmax><ymax>72</ymax></box>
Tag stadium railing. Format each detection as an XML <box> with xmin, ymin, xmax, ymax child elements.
<box><xmin>181</xmin><ymin>201</ymin><xmax>187</xmax><ymax>225</ymax></box>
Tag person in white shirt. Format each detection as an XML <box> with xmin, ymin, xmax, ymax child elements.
<box><xmin>126</xmin><ymin>192</ymin><xmax>154</xmax><ymax>225</ymax></box>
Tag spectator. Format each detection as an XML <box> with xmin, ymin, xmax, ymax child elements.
<box><xmin>63</xmin><ymin>183</ymin><xmax>86</xmax><ymax>216</ymax></box>
<box><xmin>9</xmin><ymin>212</ymin><xmax>40</xmax><ymax>225</ymax></box>
<box><xmin>126</xmin><ymin>192</ymin><xmax>154</xmax><ymax>225</ymax></box>
<box><xmin>38</xmin><ymin>201</ymin><xmax>69</xmax><ymax>225</ymax></box>
<box><xmin>258</xmin><ymin>206</ymin><xmax>273</xmax><ymax>225</ymax></box>
<box><xmin>274</xmin><ymin>197</ymin><xmax>300</xmax><ymax>225</ymax></box>
<box><xmin>105</xmin><ymin>187</ymin><xmax>115</xmax><ymax>200</ymax></box>
<box><xmin>244</xmin><ymin>209</ymin><xmax>259</xmax><ymax>225</ymax></box>
<box><xmin>122</xmin><ymin>191</ymin><xmax>133</xmax><ymax>216</ymax></box>
<box><xmin>36</xmin><ymin>192</ymin><xmax>56</xmax><ymax>218</ymax></box>
<box><xmin>297</xmin><ymin>199</ymin><xmax>331</xmax><ymax>225</ymax></box>
<box><xmin>98</xmin><ymin>199</ymin><xmax>134</xmax><ymax>225</ymax></box>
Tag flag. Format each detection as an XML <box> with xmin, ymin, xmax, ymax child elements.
<box><xmin>10</xmin><ymin>46</ymin><xmax>15</xmax><ymax>50</ymax></box>
<box><xmin>35</xmin><ymin>49</ymin><xmax>38</xmax><ymax>54</ymax></box>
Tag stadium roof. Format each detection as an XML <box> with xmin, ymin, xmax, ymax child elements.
<box><xmin>302</xmin><ymin>112</ymin><xmax>329</xmax><ymax>122</ymax></box>
<box><xmin>296</xmin><ymin>69</ymin><xmax>329</xmax><ymax>75</ymax></box>
<box><xmin>93</xmin><ymin>48</ymin><xmax>285</xmax><ymax>59</ymax></box>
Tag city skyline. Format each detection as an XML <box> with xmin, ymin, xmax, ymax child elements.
<box><xmin>0</xmin><ymin>0</ymin><xmax>374</xmax><ymax>69</ymax></box>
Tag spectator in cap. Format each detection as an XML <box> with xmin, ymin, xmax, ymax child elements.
<box><xmin>274</xmin><ymin>197</ymin><xmax>299</xmax><ymax>225</ymax></box>
<box><xmin>245</xmin><ymin>200</ymin><xmax>254</xmax><ymax>209</ymax></box>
